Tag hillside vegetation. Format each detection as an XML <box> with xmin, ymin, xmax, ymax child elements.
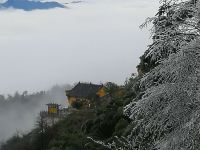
<box><xmin>0</xmin><ymin>80</ymin><xmax>138</xmax><ymax>150</ymax></box>
<box><xmin>3</xmin><ymin>0</ymin><xmax>200</xmax><ymax>149</ymax></box>
<box><xmin>0</xmin><ymin>84</ymin><xmax>71</xmax><ymax>143</ymax></box>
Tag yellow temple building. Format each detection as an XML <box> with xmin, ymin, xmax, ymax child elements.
<box><xmin>66</xmin><ymin>82</ymin><xmax>107</xmax><ymax>108</ymax></box>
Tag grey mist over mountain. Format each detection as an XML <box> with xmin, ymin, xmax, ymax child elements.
<box><xmin>0</xmin><ymin>84</ymin><xmax>71</xmax><ymax>143</ymax></box>
<box><xmin>0</xmin><ymin>0</ymin><xmax>159</xmax><ymax>95</ymax></box>
<box><xmin>0</xmin><ymin>0</ymin><xmax>159</xmax><ymax>143</ymax></box>
<box><xmin>0</xmin><ymin>0</ymin><xmax>65</xmax><ymax>11</ymax></box>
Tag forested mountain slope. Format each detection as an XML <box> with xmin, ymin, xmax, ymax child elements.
<box><xmin>2</xmin><ymin>0</ymin><xmax>200</xmax><ymax>150</ymax></box>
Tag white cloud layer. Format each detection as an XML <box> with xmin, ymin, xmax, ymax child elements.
<box><xmin>0</xmin><ymin>0</ymin><xmax>159</xmax><ymax>94</ymax></box>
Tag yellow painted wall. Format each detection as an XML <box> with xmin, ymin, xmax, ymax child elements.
<box><xmin>68</xmin><ymin>96</ymin><xmax>76</xmax><ymax>106</ymax></box>
<box><xmin>67</xmin><ymin>87</ymin><xmax>106</xmax><ymax>107</ymax></box>
<box><xmin>48</xmin><ymin>107</ymin><xmax>58</xmax><ymax>114</ymax></box>
<box><xmin>97</xmin><ymin>87</ymin><xmax>106</xmax><ymax>97</ymax></box>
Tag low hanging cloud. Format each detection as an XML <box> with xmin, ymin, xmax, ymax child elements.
<box><xmin>0</xmin><ymin>0</ymin><xmax>160</xmax><ymax>144</ymax></box>
<box><xmin>0</xmin><ymin>0</ymin><xmax>159</xmax><ymax>95</ymax></box>
<box><xmin>0</xmin><ymin>84</ymin><xmax>71</xmax><ymax>143</ymax></box>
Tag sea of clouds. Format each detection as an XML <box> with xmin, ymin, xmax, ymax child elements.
<box><xmin>0</xmin><ymin>0</ymin><xmax>159</xmax><ymax>142</ymax></box>
<box><xmin>0</xmin><ymin>0</ymin><xmax>159</xmax><ymax>94</ymax></box>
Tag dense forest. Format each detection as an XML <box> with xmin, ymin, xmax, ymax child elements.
<box><xmin>2</xmin><ymin>0</ymin><xmax>200</xmax><ymax>150</ymax></box>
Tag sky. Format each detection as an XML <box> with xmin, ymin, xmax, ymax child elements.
<box><xmin>0</xmin><ymin>0</ymin><xmax>160</xmax><ymax>95</ymax></box>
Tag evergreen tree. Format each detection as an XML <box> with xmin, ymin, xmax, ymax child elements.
<box><xmin>138</xmin><ymin>0</ymin><xmax>200</xmax><ymax>75</ymax></box>
<box><xmin>124</xmin><ymin>39</ymin><xmax>200</xmax><ymax>150</ymax></box>
<box><xmin>93</xmin><ymin>0</ymin><xmax>200</xmax><ymax>149</ymax></box>
<box><xmin>122</xmin><ymin>0</ymin><xmax>200</xmax><ymax>149</ymax></box>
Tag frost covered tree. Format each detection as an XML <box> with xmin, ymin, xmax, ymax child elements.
<box><xmin>142</xmin><ymin>0</ymin><xmax>200</xmax><ymax>61</ymax></box>
<box><xmin>138</xmin><ymin>0</ymin><xmax>200</xmax><ymax>76</ymax></box>
<box><xmin>90</xmin><ymin>0</ymin><xmax>200</xmax><ymax>150</ymax></box>
<box><xmin>121</xmin><ymin>0</ymin><xmax>200</xmax><ymax>149</ymax></box>
<box><xmin>124</xmin><ymin>39</ymin><xmax>200</xmax><ymax>150</ymax></box>
<box><xmin>92</xmin><ymin>39</ymin><xmax>200</xmax><ymax>150</ymax></box>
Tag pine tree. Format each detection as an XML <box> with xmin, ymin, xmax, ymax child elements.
<box><xmin>138</xmin><ymin>0</ymin><xmax>200</xmax><ymax>76</ymax></box>
<box><xmin>124</xmin><ymin>39</ymin><xmax>200</xmax><ymax>150</ymax></box>
<box><xmin>90</xmin><ymin>1</ymin><xmax>200</xmax><ymax>149</ymax></box>
<box><xmin>122</xmin><ymin>0</ymin><xmax>200</xmax><ymax>149</ymax></box>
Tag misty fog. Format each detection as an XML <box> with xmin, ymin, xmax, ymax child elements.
<box><xmin>0</xmin><ymin>0</ymin><xmax>159</xmax><ymax>144</ymax></box>
<box><xmin>0</xmin><ymin>84</ymin><xmax>71</xmax><ymax>143</ymax></box>
<box><xmin>0</xmin><ymin>0</ymin><xmax>159</xmax><ymax>95</ymax></box>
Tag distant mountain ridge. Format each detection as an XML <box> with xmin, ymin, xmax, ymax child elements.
<box><xmin>0</xmin><ymin>0</ymin><xmax>65</xmax><ymax>11</ymax></box>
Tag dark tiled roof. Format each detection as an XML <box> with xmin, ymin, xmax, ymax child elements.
<box><xmin>66</xmin><ymin>82</ymin><xmax>102</xmax><ymax>99</ymax></box>
<box><xmin>46</xmin><ymin>103</ymin><xmax>61</xmax><ymax>107</ymax></box>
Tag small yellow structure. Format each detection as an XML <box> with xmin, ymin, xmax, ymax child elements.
<box><xmin>47</xmin><ymin>103</ymin><xmax>60</xmax><ymax>114</ymax></box>
<box><xmin>40</xmin><ymin>103</ymin><xmax>70</xmax><ymax>126</ymax></box>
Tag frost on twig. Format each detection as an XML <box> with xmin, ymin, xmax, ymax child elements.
<box><xmin>87</xmin><ymin>136</ymin><xmax>135</xmax><ymax>150</ymax></box>
<box><xmin>141</xmin><ymin>0</ymin><xmax>200</xmax><ymax>63</ymax></box>
<box><xmin>124</xmin><ymin>39</ymin><xmax>200</xmax><ymax>150</ymax></box>
<box><xmin>89</xmin><ymin>1</ymin><xmax>200</xmax><ymax>149</ymax></box>
<box><xmin>123</xmin><ymin>0</ymin><xmax>200</xmax><ymax>149</ymax></box>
